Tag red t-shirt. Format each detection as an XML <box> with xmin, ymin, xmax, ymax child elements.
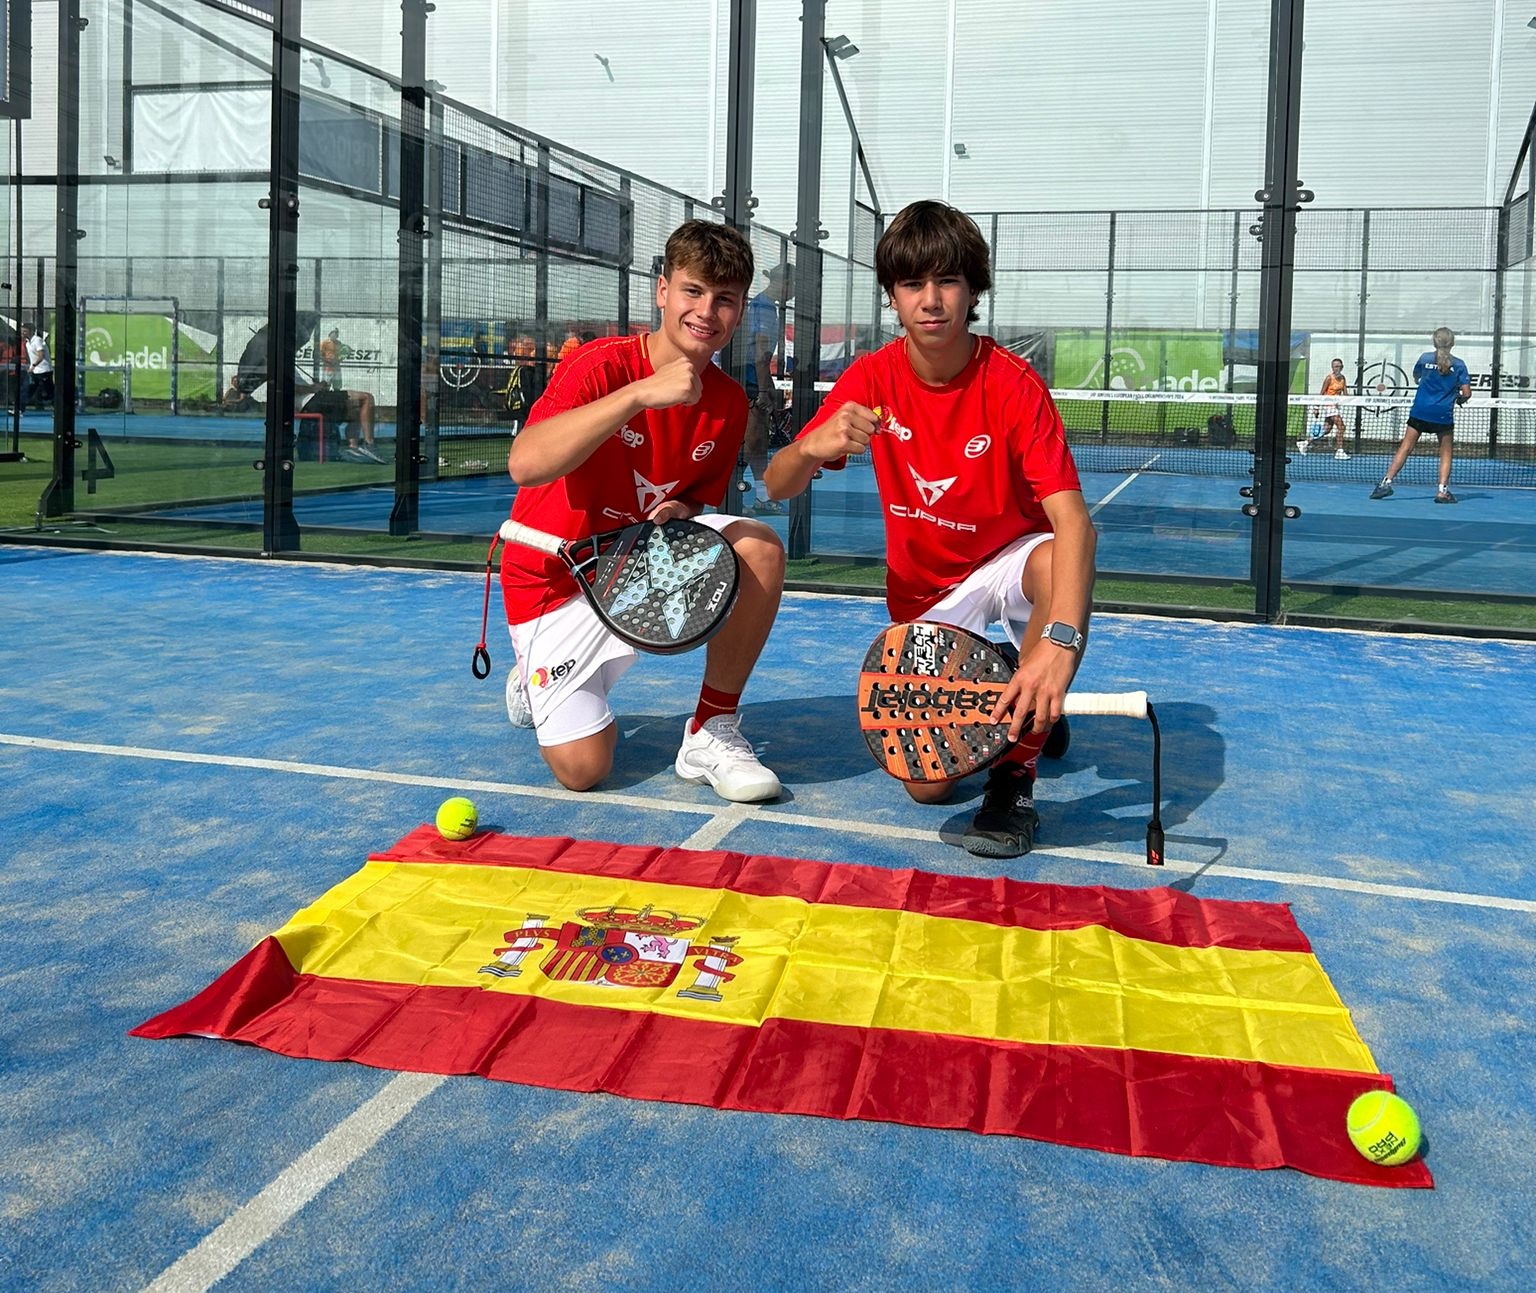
<box><xmin>500</xmin><ymin>334</ymin><xmax>748</xmax><ymax>624</ymax></box>
<box><xmin>800</xmin><ymin>337</ymin><xmax>1081</xmax><ymax>622</ymax></box>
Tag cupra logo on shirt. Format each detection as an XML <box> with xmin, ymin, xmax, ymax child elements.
<box><xmin>906</xmin><ymin>464</ymin><xmax>957</xmax><ymax>507</ymax></box>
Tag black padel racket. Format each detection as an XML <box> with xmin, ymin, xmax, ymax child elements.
<box><xmin>858</xmin><ymin>622</ymin><xmax>1165</xmax><ymax>864</ymax></box>
<box><xmin>472</xmin><ymin>518</ymin><xmax>739</xmax><ymax>677</ymax></box>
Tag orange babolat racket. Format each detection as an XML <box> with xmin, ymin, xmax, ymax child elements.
<box><xmin>857</xmin><ymin>621</ymin><xmax>1166</xmax><ymax>864</ymax></box>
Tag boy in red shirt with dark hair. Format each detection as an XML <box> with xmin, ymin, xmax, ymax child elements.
<box><xmin>502</xmin><ymin>221</ymin><xmax>786</xmax><ymax>802</ymax></box>
<box><xmin>765</xmin><ymin>200</ymin><xmax>1097</xmax><ymax>858</ymax></box>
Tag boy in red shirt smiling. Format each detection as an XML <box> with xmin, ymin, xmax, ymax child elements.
<box><xmin>765</xmin><ymin>201</ymin><xmax>1097</xmax><ymax>858</ymax></box>
<box><xmin>502</xmin><ymin>221</ymin><xmax>785</xmax><ymax>803</ymax></box>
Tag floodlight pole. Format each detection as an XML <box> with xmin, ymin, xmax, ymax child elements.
<box><xmin>822</xmin><ymin>43</ymin><xmax>879</xmax><ymax>214</ymax></box>
<box><xmin>1249</xmin><ymin>0</ymin><xmax>1308</xmax><ymax>621</ymax></box>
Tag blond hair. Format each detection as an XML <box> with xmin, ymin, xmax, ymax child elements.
<box><xmin>1432</xmin><ymin>327</ymin><xmax>1455</xmax><ymax>376</ymax></box>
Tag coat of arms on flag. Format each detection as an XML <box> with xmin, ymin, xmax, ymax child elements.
<box><xmin>132</xmin><ymin>827</ymin><xmax>1431</xmax><ymax>1189</ymax></box>
<box><xmin>480</xmin><ymin>904</ymin><xmax>741</xmax><ymax>999</ymax></box>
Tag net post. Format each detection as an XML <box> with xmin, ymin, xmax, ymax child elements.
<box><xmin>1100</xmin><ymin>211</ymin><xmax>1116</xmax><ymax>444</ymax></box>
<box><xmin>1354</xmin><ymin>209</ymin><xmax>1369</xmax><ymax>448</ymax></box>
<box><xmin>1492</xmin><ymin>205</ymin><xmax>1508</xmax><ymax>455</ymax></box>
<box><xmin>169</xmin><ymin>294</ymin><xmax>179</xmax><ymax>415</ymax></box>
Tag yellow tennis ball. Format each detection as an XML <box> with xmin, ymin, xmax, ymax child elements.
<box><xmin>1347</xmin><ymin>1090</ymin><xmax>1422</xmax><ymax>1166</ymax></box>
<box><xmin>435</xmin><ymin>796</ymin><xmax>478</xmax><ymax>841</ymax></box>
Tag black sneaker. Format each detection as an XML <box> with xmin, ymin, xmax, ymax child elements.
<box><xmin>1042</xmin><ymin>715</ymin><xmax>1071</xmax><ymax>759</ymax></box>
<box><xmin>1369</xmin><ymin>482</ymin><xmax>1394</xmax><ymax>500</ymax></box>
<box><xmin>962</xmin><ymin>764</ymin><xmax>1040</xmax><ymax>858</ymax></box>
<box><xmin>1434</xmin><ymin>489</ymin><xmax>1458</xmax><ymax>504</ymax></box>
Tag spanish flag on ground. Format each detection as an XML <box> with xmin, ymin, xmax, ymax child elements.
<box><xmin>134</xmin><ymin>828</ymin><xmax>1431</xmax><ymax>1188</ymax></box>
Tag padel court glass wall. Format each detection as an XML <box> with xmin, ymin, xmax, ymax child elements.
<box><xmin>4</xmin><ymin>0</ymin><xmax>1535</xmax><ymax>636</ymax></box>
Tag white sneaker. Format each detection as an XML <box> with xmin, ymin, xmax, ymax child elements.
<box><xmin>674</xmin><ymin>714</ymin><xmax>781</xmax><ymax>803</ymax></box>
<box><xmin>1297</xmin><ymin>440</ymin><xmax>1309</xmax><ymax>455</ymax></box>
<box><xmin>505</xmin><ymin>669</ymin><xmax>534</xmax><ymax>729</ymax></box>
<box><xmin>1335</xmin><ymin>448</ymin><xmax>1350</xmax><ymax>459</ymax></box>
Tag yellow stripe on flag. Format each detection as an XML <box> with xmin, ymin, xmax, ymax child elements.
<box><xmin>272</xmin><ymin>861</ymin><xmax>1376</xmax><ymax>1074</ymax></box>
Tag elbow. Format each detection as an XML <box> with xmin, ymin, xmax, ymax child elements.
<box><xmin>506</xmin><ymin>445</ymin><xmax>549</xmax><ymax>488</ymax></box>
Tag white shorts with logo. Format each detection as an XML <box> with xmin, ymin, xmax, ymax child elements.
<box><xmin>507</xmin><ymin>511</ymin><xmax>740</xmax><ymax>747</ymax></box>
<box><xmin>918</xmin><ymin>530</ymin><xmax>1054</xmax><ymax>649</ymax></box>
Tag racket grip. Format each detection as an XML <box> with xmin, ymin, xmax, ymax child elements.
<box><xmin>498</xmin><ymin>520</ymin><xmax>562</xmax><ymax>555</ymax></box>
<box><xmin>1064</xmin><ymin>690</ymin><xmax>1150</xmax><ymax>720</ymax></box>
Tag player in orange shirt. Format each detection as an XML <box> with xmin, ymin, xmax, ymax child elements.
<box><xmin>1300</xmin><ymin>357</ymin><xmax>1351</xmax><ymax>459</ymax></box>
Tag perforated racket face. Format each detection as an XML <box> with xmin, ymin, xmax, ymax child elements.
<box><xmin>587</xmin><ymin>520</ymin><xmax>739</xmax><ymax>654</ymax></box>
<box><xmin>857</xmin><ymin>622</ymin><xmax>1015</xmax><ymax>782</ymax></box>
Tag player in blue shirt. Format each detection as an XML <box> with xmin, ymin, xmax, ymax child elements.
<box><xmin>740</xmin><ymin>263</ymin><xmax>794</xmax><ymax>513</ymax></box>
<box><xmin>1370</xmin><ymin>327</ymin><xmax>1471</xmax><ymax>504</ymax></box>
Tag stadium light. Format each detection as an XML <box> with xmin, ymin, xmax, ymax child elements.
<box><xmin>825</xmin><ymin>34</ymin><xmax>860</xmax><ymax>60</ymax></box>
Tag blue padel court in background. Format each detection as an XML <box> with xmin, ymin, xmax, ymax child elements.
<box><xmin>40</xmin><ymin>399</ymin><xmax>1536</xmax><ymax>596</ymax></box>
<box><xmin>2</xmin><ymin>544</ymin><xmax>1534</xmax><ymax>1292</ymax></box>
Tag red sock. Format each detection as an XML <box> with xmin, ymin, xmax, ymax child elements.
<box><xmin>692</xmin><ymin>684</ymin><xmax>741</xmax><ymax>733</ymax></box>
<box><xmin>996</xmin><ymin>726</ymin><xmax>1047</xmax><ymax>775</ymax></box>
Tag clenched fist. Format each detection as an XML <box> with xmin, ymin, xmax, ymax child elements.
<box><xmin>800</xmin><ymin>401</ymin><xmax>880</xmax><ymax>462</ymax></box>
<box><xmin>637</xmin><ymin>357</ymin><xmax>703</xmax><ymax>410</ymax></box>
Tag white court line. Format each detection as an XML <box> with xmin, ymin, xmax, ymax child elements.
<box><xmin>141</xmin><ymin>1072</ymin><xmax>445</xmax><ymax>1293</ymax></box>
<box><xmin>5</xmin><ymin>730</ymin><xmax>1535</xmax><ymax>915</ymax></box>
<box><xmin>135</xmin><ymin>798</ymin><xmax>763</xmax><ymax>1291</ymax></box>
<box><xmin>1089</xmin><ymin>455</ymin><xmax>1162</xmax><ymax>516</ymax></box>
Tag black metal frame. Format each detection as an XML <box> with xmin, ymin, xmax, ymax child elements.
<box><xmin>39</xmin><ymin>0</ymin><xmax>82</xmax><ymax>520</ymax></box>
<box><xmin>389</xmin><ymin>0</ymin><xmax>428</xmax><ymax>536</ymax></box>
<box><xmin>787</xmin><ymin>0</ymin><xmax>827</xmax><ymax>561</ymax></box>
<box><xmin>259</xmin><ymin>0</ymin><xmax>301</xmax><ymax>553</ymax></box>
<box><xmin>1248</xmin><ymin>0</ymin><xmax>1307</xmax><ymax>620</ymax></box>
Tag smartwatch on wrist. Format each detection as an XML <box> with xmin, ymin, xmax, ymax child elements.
<box><xmin>1041</xmin><ymin>621</ymin><xmax>1084</xmax><ymax>654</ymax></box>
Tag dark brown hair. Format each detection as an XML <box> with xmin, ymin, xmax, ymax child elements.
<box><xmin>875</xmin><ymin>200</ymin><xmax>992</xmax><ymax>323</ymax></box>
<box><xmin>663</xmin><ymin>221</ymin><xmax>755</xmax><ymax>292</ymax></box>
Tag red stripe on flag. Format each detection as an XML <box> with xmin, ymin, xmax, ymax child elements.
<box><xmin>368</xmin><ymin>828</ymin><xmax>1312</xmax><ymax>953</ymax></box>
<box><xmin>132</xmin><ymin>938</ymin><xmax>1429</xmax><ymax>1188</ymax></box>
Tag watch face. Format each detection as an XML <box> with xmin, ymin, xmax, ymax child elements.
<box><xmin>1047</xmin><ymin>622</ymin><xmax>1079</xmax><ymax>648</ymax></box>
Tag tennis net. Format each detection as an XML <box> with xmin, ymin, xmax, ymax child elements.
<box><xmin>1051</xmin><ymin>389</ymin><xmax>1536</xmax><ymax>486</ymax></box>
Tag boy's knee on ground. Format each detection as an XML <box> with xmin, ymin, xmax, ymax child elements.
<box><xmin>542</xmin><ymin>737</ymin><xmax>614</xmax><ymax>792</ymax></box>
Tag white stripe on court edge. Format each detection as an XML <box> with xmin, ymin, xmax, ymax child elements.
<box><xmin>141</xmin><ymin>1072</ymin><xmax>443</xmax><ymax>1293</ymax></box>
<box><xmin>1089</xmin><ymin>455</ymin><xmax>1162</xmax><ymax>517</ymax></box>
<box><xmin>6</xmin><ymin>731</ymin><xmax>1535</xmax><ymax>918</ymax></box>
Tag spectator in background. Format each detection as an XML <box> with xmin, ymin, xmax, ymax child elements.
<box><xmin>20</xmin><ymin>325</ymin><xmax>54</xmax><ymax>408</ymax></box>
<box><xmin>742</xmin><ymin>262</ymin><xmax>794</xmax><ymax>515</ymax></box>
<box><xmin>317</xmin><ymin>327</ymin><xmax>343</xmax><ymax>384</ymax></box>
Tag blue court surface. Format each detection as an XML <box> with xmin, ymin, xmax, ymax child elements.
<box><xmin>2</xmin><ymin>544</ymin><xmax>1535</xmax><ymax>1291</ymax></box>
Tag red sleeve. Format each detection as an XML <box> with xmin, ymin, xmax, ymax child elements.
<box><xmin>794</xmin><ymin>357</ymin><xmax>872</xmax><ymax>471</ymax></box>
<box><xmin>523</xmin><ymin>343</ymin><xmax>621</xmax><ymax>426</ymax></box>
<box><xmin>1019</xmin><ymin>380</ymin><xmax>1081</xmax><ymax>501</ymax></box>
